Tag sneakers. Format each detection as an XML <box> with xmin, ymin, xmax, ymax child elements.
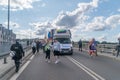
<box><xmin>55</xmin><ymin>59</ymin><xmax>60</xmax><ymax>64</ymax></box>
<box><xmin>55</xmin><ymin>60</ymin><xmax>58</xmax><ymax>64</ymax></box>
<box><xmin>45</xmin><ymin>59</ymin><xmax>48</xmax><ymax>62</ymax></box>
<box><xmin>48</xmin><ymin>60</ymin><xmax>51</xmax><ymax>63</ymax></box>
<box><xmin>45</xmin><ymin>59</ymin><xmax>51</xmax><ymax>63</ymax></box>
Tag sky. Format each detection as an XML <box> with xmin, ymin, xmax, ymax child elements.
<box><xmin>0</xmin><ymin>0</ymin><xmax>120</xmax><ymax>42</ymax></box>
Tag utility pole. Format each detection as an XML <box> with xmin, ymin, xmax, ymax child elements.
<box><xmin>8</xmin><ymin>0</ymin><xmax>10</xmax><ymax>43</ymax></box>
<box><xmin>8</xmin><ymin>0</ymin><xmax>10</xmax><ymax>30</ymax></box>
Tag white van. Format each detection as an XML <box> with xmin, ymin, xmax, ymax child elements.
<box><xmin>53</xmin><ymin>29</ymin><xmax>73</xmax><ymax>55</ymax></box>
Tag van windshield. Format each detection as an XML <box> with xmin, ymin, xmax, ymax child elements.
<box><xmin>55</xmin><ymin>38</ymin><xmax>71</xmax><ymax>44</ymax></box>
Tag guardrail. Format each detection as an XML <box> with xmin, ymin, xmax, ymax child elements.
<box><xmin>0</xmin><ymin>46</ymin><xmax>31</xmax><ymax>64</ymax></box>
<box><xmin>73</xmin><ymin>42</ymin><xmax>117</xmax><ymax>55</ymax></box>
<box><xmin>0</xmin><ymin>46</ymin><xmax>32</xmax><ymax>80</ymax></box>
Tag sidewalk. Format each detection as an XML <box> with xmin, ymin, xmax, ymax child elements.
<box><xmin>74</xmin><ymin>48</ymin><xmax>120</xmax><ymax>61</ymax></box>
<box><xmin>0</xmin><ymin>49</ymin><xmax>32</xmax><ymax>80</ymax></box>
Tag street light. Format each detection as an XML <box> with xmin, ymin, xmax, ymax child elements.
<box><xmin>8</xmin><ymin>0</ymin><xmax>10</xmax><ymax>30</ymax></box>
<box><xmin>7</xmin><ymin>0</ymin><xmax>10</xmax><ymax>43</ymax></box>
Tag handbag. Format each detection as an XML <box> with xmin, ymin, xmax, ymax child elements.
<box><xmin>10</xmin><ymin>51</ymin><xmax>16</xmax><ymax>59</ymax></box>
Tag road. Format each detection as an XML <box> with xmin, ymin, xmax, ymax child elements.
<box><xmin>10</xmin><ymin>49</ymin><xmax>120</xmax><ymax>80</ymax></box>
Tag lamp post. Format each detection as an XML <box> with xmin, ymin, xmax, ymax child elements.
<box><xmin>7</xmin><ymin>0</ymin><xmax>10</xmax><ymax>43</ymax></box>
<box><xmin>8</xmin><ymin>0</ymin><xmax>10</xmax><ymax>30</ymax></box>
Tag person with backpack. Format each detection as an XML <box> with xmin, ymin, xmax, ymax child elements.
<box><xmin>31</xmin><ymin>40</ymin><xmax>36</xmax><ymax>54</ymax></box>
<box><xmin>10</xmin><ymin>40</ymin><xmax>24</xmax><ymax>72</ymax></box>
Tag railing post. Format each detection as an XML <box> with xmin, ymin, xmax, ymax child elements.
<box><xmin>3</xmin><ymin>57</ymin><xmax>7</xmax><ymax>64</ymax></box>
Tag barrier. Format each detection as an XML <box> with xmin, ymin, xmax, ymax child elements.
<box><xmin>73</xmin><ymin>42</ymin><xmax>117</xmax><ymax>54</ymax></box>
<box><xmin>0</xmin><ymin>46</ymin><xmax>31</xmax><ymax>64</ymax></box>
<box><xmin>0</xmin><ymin>46</ymin><xmax>32</xmax><ymax>80</ymax></box>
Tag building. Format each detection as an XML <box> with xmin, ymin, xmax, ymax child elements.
<box><xmin>0</xmin><ymin>24</ymin><xmax>16</xmax><ymax>44</ymax></box>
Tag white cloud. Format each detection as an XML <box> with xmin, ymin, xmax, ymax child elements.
<box><xmin>83</xmin><ymin>14</ymin><xmax>120</xmax><ymax>31</ymax></box>
<box><xmin>15</xmin><ymin>29</ymin><xmax>31</xmax><ymax>39</ymax></box>
<box><xmin>14</xmin><ymin>29</ymin><xmax>43</xmax><ymax>39</ymax></box>
<box><xmin>41</xmin><ymin>3</ymin><xmax>46</xmax><ymax>7</ymax></box>
<box><xmin>118</xmin><ymin>9</ymin><xmax>120</xmax><ymax>12</ymax></box>
<box><xmin>105</xmin><ymin>14</ymin><xmax>120</xmax><ymax>28</ymax></box>
<box><xmin>28</xmin><ymin>0</ymin><xmax>120</xmax><ymax>41</ymax></box>
<box><xmin>29</xmin><ymin>0</ymin><xmax>100</xmax><ymax>34</ymax></box>
<box><xmin>97</xmin><ymin>35</ymin><xmax>107</xmax><ymax>42</ymax></box>
<box><xmin>29</xmin><ymin>21</ymin><xmax>53</xmax><ymax>35</ymax></box>
<box><xmin>0</xmin><ymin>0</ymin><xmax>40</xmax><ymax>11</ymax></box>
<box><xmin>52</xmin><ymin>0</ymin><xmax>120</xmax><ymax>32</ymax></box>
<box><xmin>3</xmin><ymin>21</ymin><xmax>20</xmax><ymax>29</ymax></box>
<box><xmin>53</xmin><ymin>0</ymin><xmax>99</xmax><ymax>28</ymax></box>
<box><xmin>84</xmin><ymin>16</ymin><xmax>106</xmax><ymax>31</ymax></box>
<box><xmin>116</xmin><ymin>33</ymin><xmax>120</xmax><ymax>39</ymax></box>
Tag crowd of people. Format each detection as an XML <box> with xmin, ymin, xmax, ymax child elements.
<box><xmin>10</xmin><ymin>37</ymin><xmax>120</xmax><ymax>73</ymax></box>
<box><xmin>78</xmin><ymin>38</ymin><xmax>97</xmax><ymax>57</ymax></box>
<box><xmin>78</xmin><ymin>38</ymin><xmax>120</xmax><ymax>57</ymax></box>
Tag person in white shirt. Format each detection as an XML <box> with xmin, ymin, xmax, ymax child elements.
<box><xmin>31</xmin><ymin>40</ymin><xmax>36</xmax><ymax>54</ymax></box>
<box><xmin>53</xmin><ymin>39</ymin><xmax>60</xmax><ymax>64</ymax></box>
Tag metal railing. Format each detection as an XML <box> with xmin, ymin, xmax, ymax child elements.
<box><xmin>73</xmin><ymin>42</ymin><xmax>117</xmax><ymax>54</ymax></box>
<box><xmin>0</xmin><ymin>46</ymin><xmax>31</xmax><ymax>64</ymax></box>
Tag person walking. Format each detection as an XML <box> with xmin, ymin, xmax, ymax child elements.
<box><xmin>36</xmin><ymin>40</ymin><xmax>40</xmax><ymax>53</ymax></box>
<box><xmin>88</xmin><ymin>38</ymin><xmax>97</xmax><ymax>56</ymax></box>
<box><xmin>53</xmin><ymin>39</ymin><xmax>60</xmax><ymax>64</ymax></box>
<box><xmin>42</xmin><ymin>40</ymin><xmax>46</xmax><ymax>53</ymax></box>
<box><xmin>10</xmin><ymin>40</ymin><xmax>24</xmax><ymax>72</ymax></box>
<box><xmin>78</xmin><ymin>39</ymin><xmax>82</xmax><ymax>51</ymax></box>
<box><xmin>39</xmin><ymin>41</ymin><xmax>42</xmax><ymax>49</ymax></box>
<box><xmin>44</xmin><ymin>40</ymin><xmax>51</xmax><ymax>63</ymax></box>
<box><xmin>116</xmin><ymin>37</ymin><xmax>120</xmax><ymax>57</ymax></box>
<box><xmin>31</xmin><ymin>40</ymin><xmax>36</xmax><ymax>54</ymax></box>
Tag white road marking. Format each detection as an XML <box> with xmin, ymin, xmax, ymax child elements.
<box><xmin>67</xmin><ymin>56</ymin><xmax>106</xmax><ymax>80</ymax></box>
<box><xmin>9</xmin><ymin>55</ymin><xmax>35</xmax><ymax>80</ymax></box>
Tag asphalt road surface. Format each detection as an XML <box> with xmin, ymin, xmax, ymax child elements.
<box><xmin>10</xmin><ymin>49</ymin><xmax>120</xmax><ymax>80</ymax></box>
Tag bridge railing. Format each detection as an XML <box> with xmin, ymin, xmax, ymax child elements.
<box><xmin>0</xmin><ymin>46</ymin><xmax>32</xmax><ymax>80</ymax></box>
<box><xmin>0</xmin><ymin>46</ymin><xmax>31</xmax><ymax>64</ymax></box>
<box><xmin>73</xmin><ymin>42</ymin><xmax>117</xmax><ymax>55</ymax></box>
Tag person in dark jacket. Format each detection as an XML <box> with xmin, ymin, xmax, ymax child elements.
<box><xmin>78</xmin><ymin>39</ymin><xmax>82</xmax><ymax>51</ymax></box>
<box><xmin>116</xmin><ymin>38</ymin><xmax>120</xmax><ymax>57</ymax></box>
<box><xmin>31</xmin><ymin>40</ymin><xmax>36</xmax><ymax>54</ymax></box>
<box><xmin>10</xmin><ymin>40</ymin><xmax>24</xmax><ymax>72</ymax></box>
<box><xmin>36</xmin><ymin>40</ymin><xmax>40</xmax><ymax>53</ymax></box>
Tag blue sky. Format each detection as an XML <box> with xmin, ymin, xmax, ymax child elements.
<box><xmin>0</xmin><ymin>0</ymin><xmax>120</xmax><ymax>42</ymax></box>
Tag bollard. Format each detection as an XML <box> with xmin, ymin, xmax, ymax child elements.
<box><xmin>3</xmin><ymin>57</ymin><xmax>7</xmax><ymax>64</ymax></box>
